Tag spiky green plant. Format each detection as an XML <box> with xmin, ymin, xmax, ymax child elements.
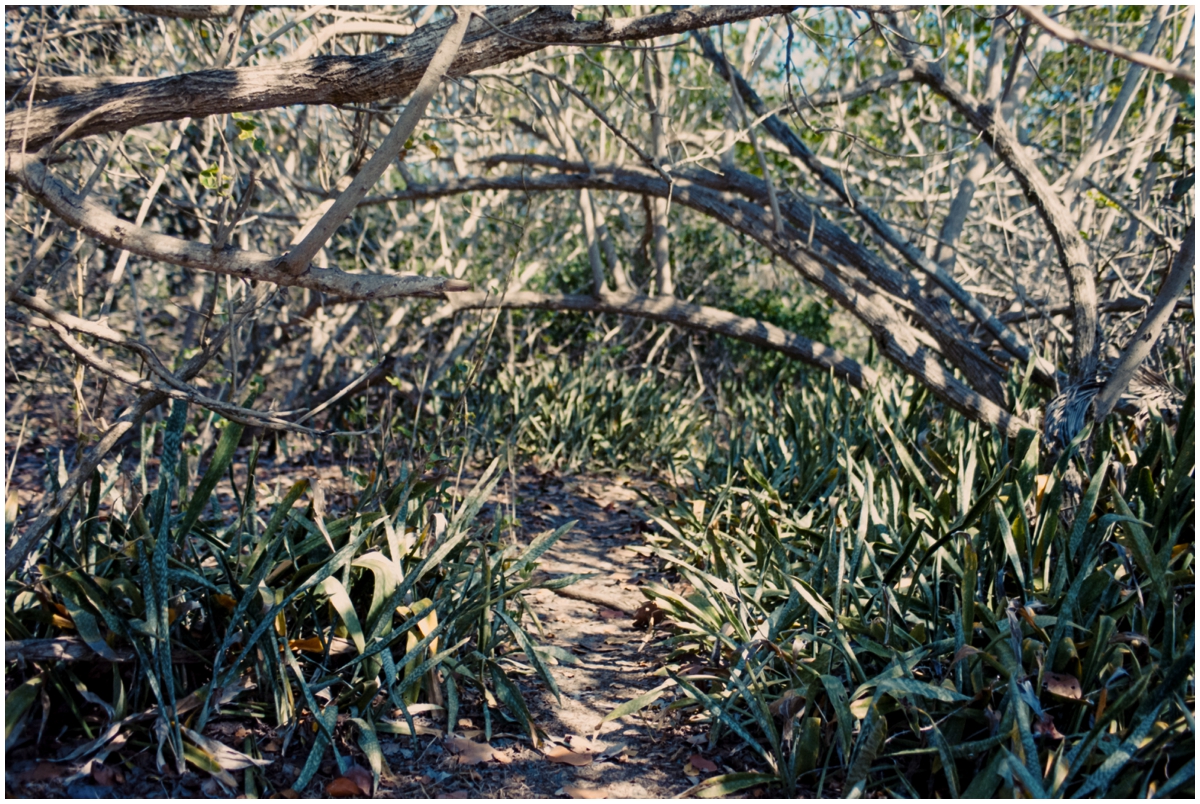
<box><xmin>617</xmin><ymin>373</ymin><xmax>1194</xmax><ymax>798</ymax></box>
<box><xmin>5</xmin><ymin>412</ymin><xmax>573</xmax><ymax>794</ymax></box>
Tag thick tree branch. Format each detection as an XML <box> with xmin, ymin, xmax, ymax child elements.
<box><xmin>1017</xmin><ymin>5</ymin><xmax>1195</xmax><ymax>85</ymax></box>
<box><xmin>471</xmin><ymin>154</ymin><xmax>1013</xmax><ymax>395</ymax></box>
<box><xmin>282</xmin><ymin>5</ymin><xmax>478</xmax><ymax>274</ymax></box>
<box><xmin>369</xmin><ymin>166</ymin><xmax>1032</xmax><ymax>435</ymax></box>
<box><xmin>5</xmin><ymin>74</ymin><xmax>147</xmax><ymax>102</ymax></box>
<box><xmin>1093</xmin><ymin>225</ymin><xmax>1195</xmax><ymax>421</ymax></box>
<box><xmin>6</xmin><ymin>153</ymin><xmax>471</xmax><ymax>301</ymax></box>
<box><xmin>5</xmin><ymin>5</ymin><xmax>791</xmax><ymax>152</ymax></box>
<box><xmin>693</xmin><ymin>32</ymin><xmax>1043</xmax><ymax>387</ymax></box>
<box><xmin>446</xmin><ymin>291</ymin><xmax>878</xmax><ymax>389</ymax></box>
<box><xmin>911</xmin><ymin>59</ymin><xmax>1100</xmax><ymax>382</ymax></box>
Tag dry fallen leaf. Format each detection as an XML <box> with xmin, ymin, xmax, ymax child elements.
<box><xmin>633</xmin><ymin>601</ymin><xmax>666</xmax><ymax>629</ymax></box>
<box><xmin>564</xmin><ymin>784</ymin><xmax>608</xmax><ymax>799</ymax></box>
<box><xmin>343</xmin><ymin>764</ymin><xmax>373</xmax><ymax>795</ymax></box>
<box><xmin>91</xmin><ymin>762</ymin><xmax>122</xmax><ymax>786</ymax></box>
<box><xmin>437</xmin><ymin>790</ymin><xmax>470</xmax><ymax>799</ymax></box>
<box><xmin>269</xmin><ymin>790</ymin><xmax>301</xmax><ymax>799</ymax></box>
<box><xmin>597</xmin><ymin>608</ymin><xmax>625</xmax><ymax>621</ymax></box>
<box><xmin>445</xmin><ymin>736</ymin><xmax>498</xmax><ymax>765</ymax></box>
<box><xmin>689</xmin><ymin>754</ymin><xmax>718</xmax><ymax>773</ymax></box>
<box><xmin>19</xmin><ymin>762</ymin><xmax>70</xmax><ymax>782</ymax></box>
<box><xmin>1042</xmin><ymin>672</ymin><xmax>1082</xmax><ymax>700</ymax></box>
<box><xmin>325</xmin><ymin>777</ymin><xmax>362</xmax><ymax>798</ymax></box>
<box><xmin>543</xmin><ymin>745</ymin><xmax>593</xmax><ymax>767</ymax></box>
<box><xmin>768</xmin><ymin>689</ymin><xmax>805</xmax><ymax>720</ymax></box>
<box><xmin>288</xmin><ymin>636</ymin><xmax>357</xmax><ymax>657</ymax></box>
<box><xmin>1032</xmin><ymin>711</ymin><xmax>1065</xmax><ymax>740</ymax></box>
<box><xmin>948</xmin><ymin>644</ymin><xmax>982</xmax><ymax>668</ymax></box>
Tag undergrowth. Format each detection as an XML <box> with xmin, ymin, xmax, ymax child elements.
<box><xmin>6</xmin><ymin>322</ymin><xmax>1195</xmax><ymax>798</ymax></box>
<box><xmin>622</xmin><ymin>374</ymin><xmax>1196</xmax><ymax>798</ymax></box>
<box><xmin>5</xmin><ymin>403</ymin><xmax>576</xmax><ymax>795</ymax></box>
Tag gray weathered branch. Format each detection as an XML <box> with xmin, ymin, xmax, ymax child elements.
<box><xmin>5</xmin><ymin>5</ymin><xmax>790</xmax><ymax>152</ymax></box>
<box><xmin>446</xmin><ymin>291</ymin><xmax>879</xmax><ymax>389</ymax></box>
<box><xmin>1093</xmin><ymin>225</ymin><xmax>1195</xmax><ymax>421</ymax></box>
<box><xmin>6</xmin><ymin>153</ymin><xmax>471</xmax><ymax>301</ymax></box>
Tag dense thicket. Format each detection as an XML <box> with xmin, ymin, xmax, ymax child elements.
<box><xmin>4</xmin><ymin>6</ymin><xmax>1194</xmax><ymax>798</ymax></box>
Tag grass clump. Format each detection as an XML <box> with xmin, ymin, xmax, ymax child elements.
<box><xmin>624</xmin><ymin>374</ymin><xmax>1194</xmax><ymax>798</ymax></box>
<box><xmin>5</xmin><ymin>403</ymin><xmax>570</xmax><ymax>795</ymax></box>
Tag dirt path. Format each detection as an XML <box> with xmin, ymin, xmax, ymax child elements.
<box><xmin>367</xmin><ymin>469</ymin><xmax>706</xmax><ymax>799</ymax></box>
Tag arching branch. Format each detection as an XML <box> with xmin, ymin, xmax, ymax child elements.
<box><xmin>6</xmin><ymin>153</ymin><xmax>471</xmax><ymax>301</ymax></box>
<box><xmin>444</xmin><ymin>291</ymin><xmax>879</xmax><ymax>390</ymax></box>
<box><xmin>5</xmin><ymin>5</ymin><xmax>791</xmax><ymax>152</ymax></box>
<box><xmin>369</xmin><ymin>167</ymin><xmax>1033</xmax><ymax>436</ymax></box>
<box><xmin>911</xmin><ymin>59</ymin><xmax>1099</xmax><ymax>383</ymax></box>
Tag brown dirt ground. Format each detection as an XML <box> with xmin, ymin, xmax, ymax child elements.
<box><xmin>5</xmin><ymin>460</ymin><xmax>773</xmax><ymax>799</ymax></box>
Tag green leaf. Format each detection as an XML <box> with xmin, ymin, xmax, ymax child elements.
<box><xmin>876</xmin><ymin>677</ymin><xmax>971</xmax><ymax>703</ymax></box>
<box><xmin>316</xmin><ymin>576</ymin><xmax>366</xmax><ymax>654</ymax></box>
<box><xmin>348</xmin><ymin>717</ymin><xmax>383</xmax><ymax>786</ymax></box>
<box><xmin>294</xmin><ymin>705</ymin><xmax>338</xmax><ymax>792</ymax></box>
<box><xmin>176</xmin><ymin>419</ymin><xmax>244</xmax><ymax>541</ymax></box>
<box><xmin>679</xmin><ymin>772</ymin><xmax>778</xmax><ymax>798</ymax></box>
<box><xmin>498</xmin><ymin>610</ymin><xmax>561</xmax><ymax>704</ymax></box>
<box><xmin>5</xmin><ymin>674</ymin><xmax>43</xmax><ymax>749</ymax></box>
<box><xmin>595</xmin><ymin>679</ymin><xmax>676</xmax><ymax>731</ymax></box>
<box><xmin>506</xmin><ymin>519</ymin><xmax>575</xmax><ymax>578</ymax></box>
<box><xmin>351</xmin><ymin>551</ymin><xmax>402</xmax><ymax>633</ymax></box>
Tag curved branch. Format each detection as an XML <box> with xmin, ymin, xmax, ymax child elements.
<box><xmin>5</xmin><ymin>5</ymin><xmax>790</xmax><ymax>152</ymax></box>
<box><xmin>911</xmin><ymin>59</ymin><xmax>1099</xmax><ymax>382</ymax></box>
<box><xmin>7</xmin><ymin>306</ymin><xmax>318</xmax><ymax>435</ymax></box>
<box><xmin>6</xmin><ymin>153</ymin><xmax>471</xmax><ymax>301</ymax></box>
<box><xmin>447</xmin><ymin>291</ymin><xmax>878</xmax><ymax>389</ymax></box>
<box><xmin>693</xmin><ymin>32</ymin><xmax>1044</xmax><ymax>387</ymax></box>
<box><xmin>369</xmin><ymin>167</ymin><xmax>1033</xmax><ymax>435</ymax></box>
<box><xmin>1017</xmin><ymin>5</ymin><xmax>1195</xmax><ymax>85</ymax></box>
<box><xmin>463</xmin><ymin>154</ymin><xmax>1010</xmax><ymax>393</ymax></box>
<box><xmin>1093</xmin><ymin>224</ymin><xmax>1196</xmax><ymax>421</ymax></box>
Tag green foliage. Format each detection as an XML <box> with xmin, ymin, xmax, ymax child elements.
<box><xmin>4</xmin><ymin>424</ymin><xmax>569</xmax><ymax>792</ymax></box>
<box><xmin>619</xmin><ymin>374</ymin><xmax>1195</xmax><ymax>797</ymax></box>
<box><xmin>468</xmin><ymin>347</ymin><xmax>705</xmax><ymax>472</ymax></box>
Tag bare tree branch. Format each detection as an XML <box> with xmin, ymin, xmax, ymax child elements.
<box><xmin>372</xmin><ymin>164</ymin><xmax>1032</xmax><ymax>435</ymax></box>
<box><xmin>120</xmin><ymin>6</ymin><xmax>233</xmax><ymax>21</ymax></box>
<box><xmin>1018</xmin><ymin>5</ymin><xmax>1195</xmax><ymax>85</ymax></box>
<box><xmin>912</xmin><ymin>59</ymin><xmax>1100</xmax><ymax>383</ymax></box>
<box><xmin>1094</xmin><ymin>225</ymin><xmax>1195</xmax><ymax>421</ymax></box>
<box><xmin>6</xmin><ymin>153</ymin><xmax>471</xmax><ymax>301</ymax></box>
<box><xmin>282</xmin><ymin>5</ymin><xmax>480</xmax><ymax>274</ymax></box>
<box><xmin>694</xmin><ymin>31</ymin><xmax>1045</xmax><ymax>388</ymax></box>
<box><xmin>446</xmin><ymin>290</ymin><xmax>879</xmax><ymax>389</ymax></box>
<box><xmin>5</xmin><ymin>6</ymin><xmax>791</xmax><ymax>153</ymax></box>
